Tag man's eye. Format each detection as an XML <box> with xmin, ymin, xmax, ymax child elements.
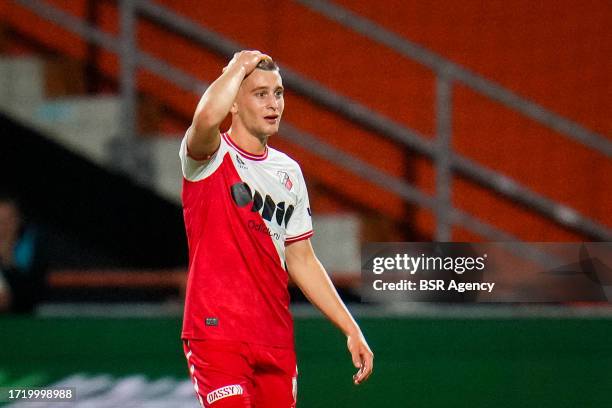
<box><xmin>256</xmin><ymin>92</ymin><xmax>266</xmax><ymax>97</ymax></box>
<box><xmin>275</xmin><ymin>91</ymin><xmax>284</xmax><ymax>97</ymax></box>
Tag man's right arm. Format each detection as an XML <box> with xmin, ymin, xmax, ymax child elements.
<box><xmin>187</xmin><ymin>50</ymin><xmax>269</xmax><ymax>160</ymax></box>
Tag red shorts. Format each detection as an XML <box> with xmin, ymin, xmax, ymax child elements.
<box><xmin>183</xmin><ymin>339</ymin><xmax>298</xmax><ymax>407</ymax></box>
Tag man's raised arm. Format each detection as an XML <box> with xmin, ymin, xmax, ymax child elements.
<box><xmin>187</xmin><ymin>50</ymin><xmax>269</xmax><ymax>160</ymax></box>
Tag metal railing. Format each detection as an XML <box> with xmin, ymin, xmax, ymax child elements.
<box><xmin>12</xmin><ymin>0</ymin><xmax>611</xmax><ymax>244</ymax></box>
<box><xmin>138</xmin><ymin>0</ymin><xmax>612</xmax><ymax>241</ymax></box>
<box><xmin>297</xmin><ymin>0</ymin><xmax>612</xmax><ymax>241</ymax></box>
<box><xmin>298</xmin><ymin>0</ymin><xmax>612</xmax><ymax>157</ymax></box>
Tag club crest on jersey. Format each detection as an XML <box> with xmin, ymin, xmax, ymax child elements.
<box><xmin>231</xmin><ymin>182</ymin><xmax>295</xmax><ymax>227</ymax></box>
<box><xmin>277</xmin><ymin>171</ymin><xmax>293</xmax><ymax>191</ymax></box>
<box><xmin>235</xmin><ymin>154</ymin><xmax>248</xmax><ymax>169</ymax></box>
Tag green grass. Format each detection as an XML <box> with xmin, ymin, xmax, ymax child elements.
<box><xmin>1</xmin><ymin>316</ymin><xmax>611</xmax><ymax>407</ymax></box>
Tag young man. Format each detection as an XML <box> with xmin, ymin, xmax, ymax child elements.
<box><xmin>0</xmin><ymin>194</ymin><xmax>46</xmax><ymax>314</ymax></box>
<box><xmin>179</xmin><ymin>50</ymin><xmax>373</xmax><ymax>407</ymax></box>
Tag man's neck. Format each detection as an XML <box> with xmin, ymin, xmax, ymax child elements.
<box><xmin>227</xmin><ymin>125</ymin><xmax>268</xmax><ymax>156</ymax></box>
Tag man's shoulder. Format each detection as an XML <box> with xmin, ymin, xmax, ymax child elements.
<box><xmin>267</xmin><ymin>145</ymin><xmax>302</xmax><ymax>172</ymax></box>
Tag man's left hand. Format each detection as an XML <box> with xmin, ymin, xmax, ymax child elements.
<box><xmin>347</xmin><ymin>331</ymin><xmax>374</xmax><ymax>385</ymax></box>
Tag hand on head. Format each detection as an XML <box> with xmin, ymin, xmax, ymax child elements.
<box><xmin>222</xmin><ymin>50</ymin><xmax>272</xmax><ymax>76</ymax></box>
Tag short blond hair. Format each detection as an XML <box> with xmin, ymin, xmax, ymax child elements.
<box><xmin>256</xmin><ymin>58</ymin><xmax>279</xmax><ymax>71</ymax></box>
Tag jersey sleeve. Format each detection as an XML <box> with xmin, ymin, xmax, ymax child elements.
<box><xmin>284</xmin><ymin>165</ymin><xmax>314</xmax><ymax>244</ymax></box>
<box><xmin>179</xmin><ymin>129</ymin><xmax>225</xmax><ymax>182</ymax></box>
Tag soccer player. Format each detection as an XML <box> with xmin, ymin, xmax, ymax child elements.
<box><xmin>179</xmin><ymin>50</ymin><xmax>373</xmax><ymax>407</ymax></box>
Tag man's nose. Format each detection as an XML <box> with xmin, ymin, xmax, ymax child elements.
<box><xmin>267</xmin><ymin>96</ymin><xmax>279</xmax><ymax>110</ymax></box>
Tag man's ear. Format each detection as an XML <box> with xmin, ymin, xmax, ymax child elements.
<box><xmin>230</xmin><ymin>101</ymin><xmax>238</xmax><ymax>114</ymax></box>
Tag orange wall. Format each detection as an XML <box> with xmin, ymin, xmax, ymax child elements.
<box><xmin>1</xmin><ymin>0</ymin><xmax>609</xmax><ymax>240</ymax></box>
<box><xmin>335</xmin><ymin>0</ymin><xmax>611</xmax><ymax>240</ymax></box>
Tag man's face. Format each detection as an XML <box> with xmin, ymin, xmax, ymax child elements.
<box><xmin>0</xmin><ymin>202</ymin><xmax>20</xmax><ymax>243</ymax></box>
<box><xmin>232</xmin><ymin>69</ymin><xmax>284</xmax><ymax>138</ymax></box>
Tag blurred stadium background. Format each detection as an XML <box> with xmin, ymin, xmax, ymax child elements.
<box><xmin>0</xmin><ymin>0</ymin><xmax>610</xmax><ymax>407</ymax></box>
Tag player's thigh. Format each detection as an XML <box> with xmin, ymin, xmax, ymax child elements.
<box><xmin>184</xmin><ymin>339</ymin><xmax>254</xmax><ymax>407</ymax></box>
<box><xmin>252</xmin><ymin>370</ymin><xmax>297</xmax><ymax>408</ymax></box>
<box><xmin>251</xmin><ymin>348</ymin><xmax>297</xmax><ymax>408</ymax></box>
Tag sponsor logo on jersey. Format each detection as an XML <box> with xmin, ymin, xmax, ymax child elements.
<box><xmin>206</xmin><ymin>385</ymin><xmax>243</xmax><ymax>405</ymax></box>
<box><xmin>248</xmin><ymin>220</ymin><xmax>281</xmax><ymax>240</ymax></box>
<box><xmin>230</xmin><ymin>182</ymin><xmax>295</xmax><ymax>227</ymax></box>
<box><xmin>277</xmin><ymin>171</ymin><xmax>293</xmax><ymax>191</ymax></box>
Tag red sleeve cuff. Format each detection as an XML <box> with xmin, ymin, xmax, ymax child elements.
<box><xmin>285</xmin><ymin>230</ymin><xmax>314</xmax><ymax>245</ymax></box>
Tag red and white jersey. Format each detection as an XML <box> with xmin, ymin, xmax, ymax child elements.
<box><xmin>179</xmin><ymin>131</ymin><xmax>313</xmax><ymax>348</ymax></box>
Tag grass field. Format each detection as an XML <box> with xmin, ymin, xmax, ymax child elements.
<box><xmin>1</xmin><ymin>316</ymin><xmax>611</xmax><ymax>407</ymax></box>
